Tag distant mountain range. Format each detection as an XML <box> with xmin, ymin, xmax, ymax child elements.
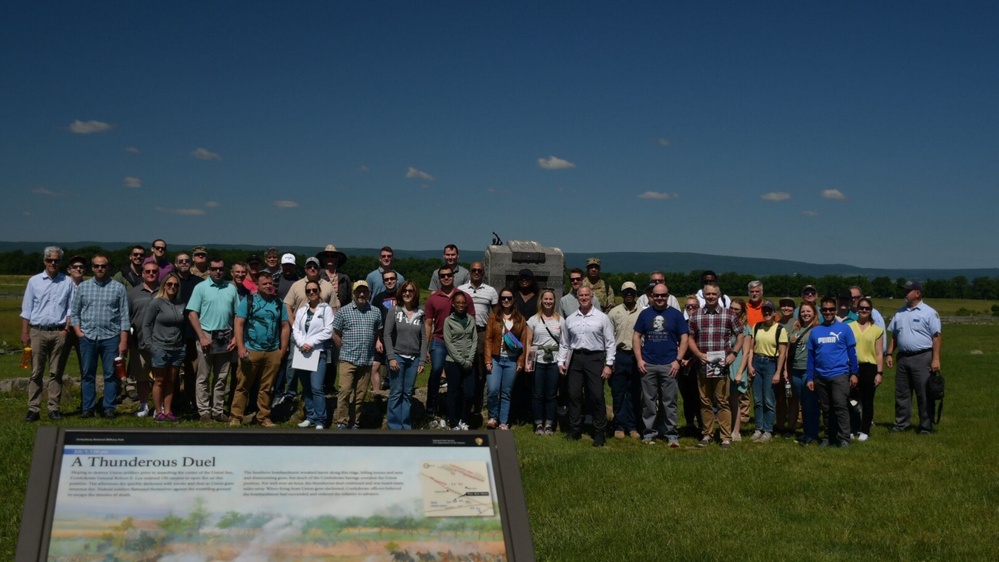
<box><xmin>2</xmin><ymin>241</ymin><xmax>995</xmax><ymax>280</ymax></box>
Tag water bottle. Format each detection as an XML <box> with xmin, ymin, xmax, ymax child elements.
<box><xmin>20</xmin><ymin>347</ymin><xmax>32</xmax><ymax>369</ymax></box>
<box><xmin>784</xmin><ymin>379</ymin><xmax>792</xmax><ymax>398</ymax></box>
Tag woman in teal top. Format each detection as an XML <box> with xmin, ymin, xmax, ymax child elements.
<box><xmin>728</xmin><ymin>299</ymin><xmax>751</xmax><ymax>441</ymax></box>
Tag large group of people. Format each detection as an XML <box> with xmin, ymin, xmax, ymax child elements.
<box><xmin>19</xmin><ymin>243</ymin><xmax>944</xmax><ymax>448</ymax></box>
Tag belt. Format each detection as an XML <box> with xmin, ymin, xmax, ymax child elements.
<box><xmin>574</xmin><ymin>349</ymin><xmax>602</xmax><ymax>355</ymax></box>
<box><xmin>30</xmin><ymin>324</ymin><xmax>63</xmax><ymax>331</ymax></box>
<box><xmin>756</xmin><ymin>355</ymin><xmax>778</xmax><ymax>361</ymax></box>
<box><xmin>898</xmin><ymin>348</ymin><xmax>931</xmax><ymax>358</ymax></box>
<box><xmin>476</xmin><ymin>326</ymin><xmax>487</xmax><ymax>332</ymax></box>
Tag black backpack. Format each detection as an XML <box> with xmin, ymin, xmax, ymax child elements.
<box><xmin>927</xmin><ymin>371</ymin><xmax>945</xmax><ymax>423</ymax></box>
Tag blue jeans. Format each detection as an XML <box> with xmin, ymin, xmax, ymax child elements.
<box><xmin>388</xmin><ymin>354</ymin><xmax>420</xmax><ymax>429</ymax></box>
<box><xmin>751</xmin><ymin>356</ymin><xmax>777</xmax><ymax>433</ymax></box>
<box><xmin>488</xmin><ymin>356</ymin><xmax>518</xmax><ymax>424</ymax></box>
<box><xmin>791</xmin><ymin>368</ymin><xmax>819</xmax><ymax>439</ymax></box>
<box><xmin>80</xmin><ymin>336</ymin><xmax>119</xmax><ymax>414</ymax></box>
<box><xmin>532</xmin><ymin>362</ymin><xmax>559</xmax><ymax>425</ymax></box>
<box><xmin>609</xmin><ymin>353</ymin><xmax>641</xmax><ymax>432</ymax></box>
<box><xmin>297</xmin><ymin>350</ymin><xmax>327</xmax><ymax>426</ymax></box>
<box><xmin>426</xmin><ymin>339</ymin><xmax>448</xmax><ymax>415</ymax></box>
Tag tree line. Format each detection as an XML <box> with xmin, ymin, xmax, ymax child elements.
<box><xmin>2</xmin><ymin>247</ymin><xmax>996</xmax><ymax>300</ymax></box>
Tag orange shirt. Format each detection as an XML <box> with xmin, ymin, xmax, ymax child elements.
<box><xmin>746</xmin><ymin>300</ymin><xmax>764</xmax><ymax>328</ymax></box>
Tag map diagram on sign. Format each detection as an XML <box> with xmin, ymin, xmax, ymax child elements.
<box><xmin>419</xmin><ymin>461</ymin><xmax>495</xmax><ymax>517</ymax></box>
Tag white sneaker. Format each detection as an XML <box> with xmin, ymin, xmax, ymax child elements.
<box><xmin>760</xmin><ymin>432</ymin><xmax>773</xmax><ymax>443</ymax></box>
<box><xmin>731</xmin><ymin>433</ymin><xmax>742</xmax><ymax>442</ymax></box>
<box><xmin>315</xmin><ymin>424</ymin><xmax>324</xmax><ymax>430</ymax></box>
<box><xmin>750</xmin><ymin>430</ymin><xmax>763</xmax><ymax>442</ymax></box>
<box><xmin>297</xmin><ymin>420</ymin><xmax>313</xmax><ymax>428</ymax></box>
<box><xmin>135</xmin><ymin>404</ymin><xmax>150</xmax><ymax>418</ymax></box>
<box><xmin>858</xmin><ymin>432</ymin><xmax>869</xmax><ymax>442</ymax></box>
<box><xmin>458</xmin><ymin>421</ymin><xmax>469</xmax><ymax>431</ymax></box>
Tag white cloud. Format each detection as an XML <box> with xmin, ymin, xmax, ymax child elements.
<box><xmin>761</xmin><ymin>191</ymin><xmax>791</xmax><ymax>201</ymax></box>
<box><xmin>273</xmin><ymin>200</ymin><xmax>299</xmax><ymax>208</ymax></box>
<box><xmin>155</xmin><ymin>206</ymin><xmax>207</xmax><ymax>216</ymax></box>
<box><xmin>802</xmin><ymin>210</ymin><xmax>819</xmax><ymax>216</ymax></box>
<box><xmin>123</xmin><ymin>176</ymin><xmax>142</xmax><ymax>188</ymax></box>
<box><xmin>405</xmin><ymin>167</ymin><xmax>435</xmax><ymax>181</ymax></box>
<box><xmin>657</xmin><ymin>138</ymin><xmax>671</xmax><ymax>147</ymax></box>
<box><xmin>31</xmin><ymin>187</ymin><xmax>62</xmax><ymax>197</ymax></box>
<box><xmin>191</xmin><ymin>147</ymin><xmax>222</xmax><ymax>161</ymax></box>
<box><xmin>537</xmin><ymin>155</ymin><xmax>575</xmax><ymax>170</ymax></box>
<box><xmin>124</xmin><ymin>146</ymin><xmax>140</xmax><ymax>154</ymax></box>
<box><xmin>637</xmin><ymin>191</ymin><xmax>677</xmax><ymax>200</ymax></box>
<box><xmin>821</xmin><ymin>189</ymin><xmax>846</xmax><ymax>200</ymax></box>
<box><xmin>204</xmin><ymin>201</ymin><xmax>219</xmax><ymax>208</ymax></box>
<box><xmin>68</xmin><ymin>120</ymin><xmax>112</xmax><ymax>134</ymax></box>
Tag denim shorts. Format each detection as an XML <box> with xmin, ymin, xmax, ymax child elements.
<box><xmin>151</xmin><ymin>347</ymin><xmax>185</xmax><ymax>369</ymax></box>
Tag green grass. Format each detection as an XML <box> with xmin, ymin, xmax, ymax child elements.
<box><xmin>2</xmin><ymin>315</ymin><xmax>998</xmax><ymax>559</ymax></box>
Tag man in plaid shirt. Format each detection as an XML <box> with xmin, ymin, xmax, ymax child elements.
<box><xmin>71</xmin><ymin>254</ymin><xmax>130</xmax><ymax>419</ymax></box>
<box><xmin>686</xmin><ymin>282</ymin><xmax>744</xmax><ymax>448</ymax></box>
<box><xmin>332</xmin><ymin>281</ymin><xmax>383</xmax><ymax>429</ymax></box>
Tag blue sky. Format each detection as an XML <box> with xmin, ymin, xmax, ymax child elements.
<box><xmin>2</xmin><ymin>1</ymin><xmax>996</xmax><ymax>269</ymax></box>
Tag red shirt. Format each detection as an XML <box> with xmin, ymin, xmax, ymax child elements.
<box><xmin>424</xmin><ymin>288</ymin><xmax>474</xmax><ymax>341</ymax></box>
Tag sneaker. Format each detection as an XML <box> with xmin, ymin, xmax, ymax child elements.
<box><xmin>102</xmin><ymin>410</ymin><xmax>116</xmax><ymax>419</ymax></box>
<box><xmin>614</xmin><ymin>430</ymin><xmax>626</xmax><ymax>439</ymax></box>
<box><xmin>720</xmin><ymin>440</ymin><xmax>731</xmax><ymax>449</ymax></box>
<box><xmin>199</xmin><ymin>414</ymin><xmax>212</xmax><ymax>423</ymax></box>
<box><xmin>851</xmin><ymin>433</ymin><xmax>859</xmax><ymax>441</ymax></box>
<box><xmin>315</xmin><ymin>424</ymin><xmax>324</xmax><ymax>430</ymax></box>
<box><xmin>543</xmin><ymin>426</ymin><xmax>554</xmax><ymax>436</ymax></box>
<box><xmin>229</xmin><ymin>419</ymin><xmax>241</xmax><ymax>427</ymax></box>
<box><xmin>48</xmin><ymin>411</ymin><xmax>63</xmax><ymax>421</ymax></box>
<box><xmin>889</xmin><ymin>426</ymin><xmax>906</xmax><ymax>433</ymax></box>
<box><xmin>731</xmin><ymin>432</ymin><xmax>742</xmax><ymax>442</ymax></box>
<box><xmin>458</xmin><ymin>421</ymin><xmax>470</xmax><ymax>431</ymax></box>
<box><xmin>668</xmin><ymin>438</ymin><xmax>679</xmax><ymax>448</ymax></box>
<box><xmin>593</xmin><ymin>434</ymin><xmax>606</xmax><ymax>447</ymax></box>
<box><xmin>135</xmin><ymin>404</ymin><xmax>150</xmax><ymax>418</ymax></box>
<box><xmin>917</xmin><ymin>429</ymin><xmax>933</xmax><ymax>435</ymax></box>
<box><xmin>336</xmin><ymin>423</ymin><xmax>347</xmax><ymax>430</ymax></box>
<box><xmin>698</xmin><ymin>437</ymin><xmax>711</xmax><ymax>447</ymax></box>
<box><xmin>535</xmin><ymin>425</ymin><xmax>545</xmax><ymax>436</ymax></box>
<box><xmin>818</xmin><ymin>439</ymin><xmax>831</xmax><ymax>448</ymax></box>
<box><xmin>164</xmin><ymin>412</ymin><xmax>180</xmax><ymax>423</ymax></box>
<box><xmin>154</xmin><ymin>412</ymin><xmax>167</xmax><ymax>422</ymax></box>
<box><xmin>642</xmin><ymin>435</ymin><xmax>656</xmax><ymax>445</ymax></box>
<box><xmin>271</xmin><ymin>395</ymin><xmax>286</xmax><ymax>408</ymax></box>
<box><xmin>22</xmin><ymin>411</ymin><xmax>40</xmax><ymax>423</ymax></box>
<box><xmin>760</xmin><ymin>432</ymin><xmax>773</xmax><ymax>443</ymax></box>
<box><xmin>351</xmin><ymin>424</ymin><xmax>360</xmax><ymax>430</ymax></box>
<box><xmin>750</xmin><ymin>430</ymin><xmax>763</xmax><ymax>442</ymax></box>
<box><xmin>297</xmin><ymin>420</ymin><xmax>313</xmax><ymax>428</ymax></box>
<box><xmin>858</xmin><ymin>432</ymin><xmax>869</xmax><ymax>442</ymax></box>
<box><xmin>259</xmin><ymin>419</ymin><xmax>276</xmax><ymax>428</ymax></box>
<box><xmin>498</xmin><ymin>424</ymin><xmax>509</xmax><ymax>430</ymax></box>
<box><xmin>839</xmin><ymin>440</ymin><xmax>851</xmax><ymax>448</ymax></box>
<box><xmin>629</xmin><ymin>430</ymin><xmax>641</xmax><ymax>440</ymax></box>
<box><xmin>212</xmin><ymin>413</ymin><xmax>229</xmax><ymax>423</ymax></box>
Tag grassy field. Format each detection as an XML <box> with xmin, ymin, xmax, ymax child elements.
<box><xmin>2</xmin><ymin>302</ymin><xmax>998</xmax><ymax>560</ymax></box>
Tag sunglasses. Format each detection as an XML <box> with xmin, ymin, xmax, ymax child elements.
<box><xmin>470</xmin><ymin>268</ymin><xmax>484</xmax><ymax>273</ymax></box>
<box><xmin>68</xmin><ymin>264</ymin><xmax>85</xmax><ymax>270</ymax></box>
<box><xmin>131</xmin><ymin>252</ymin><xmax>145</xmax><ymax>257</ymax></box>
<box><xmin>44</xmin><ymin>258</ymin><xmax>60</xmax><ymax>264</ymax></box>
<box><xmin>652</xmin><ymin>294</ymin><xmax>668</xmax><ymax>299</ymax></box>
<box><xmin>438</xmin><ymin>273</ymin><xmax>453</xmax><ymax>279</ymax></box>
<box><xmin>401</xmin><ymin>289</ymin><xmax>415</xmax><ymax>295</ymax></box>
<box><xmin>143</xmin><ymin>270</ymin><xmax>159</xmax><ymax>274</ymax></box>
<box><xmin>383</xmin><ymin>277</ymin><xmax>397</xmax><ymax>282</ymax></box>
<box><xmin>152</xmin><ymin>245</ymin><xmax>166</xmax><ymax>251</ymax></box>
<box><xmin>570</xmin><ymin>277</ymin><xmax>582</xmax><ymax>282</ymax></box>
<box><xmin>176</xmin><ymin>258</ymin><xmax>191</xmax><ymax>264</ymax></box>
<box><xmin>305</xmin><ymin>264</ymin><xmax>319</xmax><ymax>269</ymax></box>
<box><xmin>163</xmin><ymin>282</ymin><xmax>179</xmax><ymax>288</ymax></box>
<box><xmin>91</xmin><ymin>264</ymin><xmax>108</xmax><ymax>269</ymax></box>
<box><xmin>857</xmin><ymin>306</ymin><xmax>872</xmax><ymax>311</ymax></box>
<box><xmin>305</xmin><ymin>288</ymin><xmax>320</xmax><ymax>294</ymax></box>
<box><xmin>500</xmin><ymin>296</ymin><xmax>514</xmax><ymax>301</ymax></box>
<box><xmin>820</xmin><ymin>307</ymin><xmax>836</xmax><ymax>312</ymax></box>
<box><xmin>209</xmin><ymin>266</ymin><xmax>225</xmax><ymax>272</ymax></box>
<box><xmin>685</xmin><ymin>304</ymin><xmax>697</xmax><ymax>309</ymax></box>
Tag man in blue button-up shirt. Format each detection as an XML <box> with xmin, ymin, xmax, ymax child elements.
<box><xmin>886</xmin><ymin>280</ymin><xmax>942</xmax><ymax>434</ymax></box>
<box><xmin>20</xmin><ymin>246</ymin><xmax>74</xmax><ymax>422</ymax></box>
<box><xmin>71</xmin><ymin>254</ymin><xmax>130</xmax><ymax>418</ymax></box>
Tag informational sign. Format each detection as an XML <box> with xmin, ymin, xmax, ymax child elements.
<box><xmin>18</xmin><ymin>428</ymin><xmax>534</xmax><ymax>561</ymax></box>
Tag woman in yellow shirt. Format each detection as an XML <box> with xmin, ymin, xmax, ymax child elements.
<box><xmin>849</xmin><ymin>297</ymin><xmax>884</xmax><ymax>442</ymax></box>
<box><xmin>746</xmin><ymin>301</ymin><xmax>788</xmax><ymax>442</ymax></box>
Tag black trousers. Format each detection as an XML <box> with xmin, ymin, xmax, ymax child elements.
<box><xmin>568</xmin><ymin>351</ymin><xmax>607</xmax><ymax>434</ymax></box>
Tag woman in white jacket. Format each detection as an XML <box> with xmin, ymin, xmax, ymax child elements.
<box><xmin>292</xmin><ymin>281</ymin><xmax>335</xmax><ymax>429</ymax></box>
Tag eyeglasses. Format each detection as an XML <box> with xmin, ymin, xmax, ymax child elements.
<box><xmin>164</xmin><ymin>282</ymin><xmax>179</xmax><ymax>288</ymax></box>
<box><xmin>305</xmin><ymin>288</ymin><xmax>320</xmax><ymax>294</ymax></box>
<box><xmin>91</xmin><ymin>263</ymin><xmax>108</xmax><ymax>269</ymax></box>
<box><xmin>685</xmin><ymin>304</ymin><xmax>697</xmax><ymax>309</ymax></box>
<box><xmin>380</xmin><ymin>254</ymin><xmax>393</xmax><ymax>259</ymax></box>
<box><xmin>44</xmin><ymin>258</ymin><xmax>60</xmax><ymax>264</ymax></box>
<box><xmin>857</xmin><ymin>306</ymin><xmax>872</xmax><ymax>311</ymax></box>
<box><xmin>652</xmin><ymin>294</ymin><xmax>668</xmax><ymax>299</ymax></box>
<box><xmin>470</xmin><ymin>268</ymin><xmax>484</xmax><ymax>273</ymax></box>
<box><xmin>401</xmin><ymin>289</ymin><xmax>415</xmax><ymax>295</ymax></box>
<box><xmin>820</xmin><ymin>307</ymin><xmax>836</xmax><ymax>312</ymax></box>
<box><xmin>438</xmin><ymin>273</ymin><xmax>453</xmax><ymax>279</ymax></box>
<box><xmin>176</xmin><ymin>258</ymin><xmax>190</xmax><ymax>264</ymax></box>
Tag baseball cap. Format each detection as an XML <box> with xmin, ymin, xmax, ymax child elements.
<box><xmin>281</xmin><ymin>253</ymin><xmax>296</xmax><ymax>265</ymax></box>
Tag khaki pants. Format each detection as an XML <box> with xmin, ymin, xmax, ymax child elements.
<box><xmin>195</xmin><ymin>342</ymin><xmax>232</xmax><ymax>417</ymax></box>
<box><xmin>698</xmin><ymin>372</ymin><xmax>732</xmax><ymax>441</ymax></box>
<box><xmin>231</xmin><ymin>350</ymin><xmax>282</xmax><ymax>423</ymax></box>
<box><xmin>27</xmin><ymin>328</ymin><xmax>67</xmax><ymax>414</ymax></box>
<box><xmin>334</xmin><ymin>362</ymin><xmax>372</xmax><ymax>427</ymax></box>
